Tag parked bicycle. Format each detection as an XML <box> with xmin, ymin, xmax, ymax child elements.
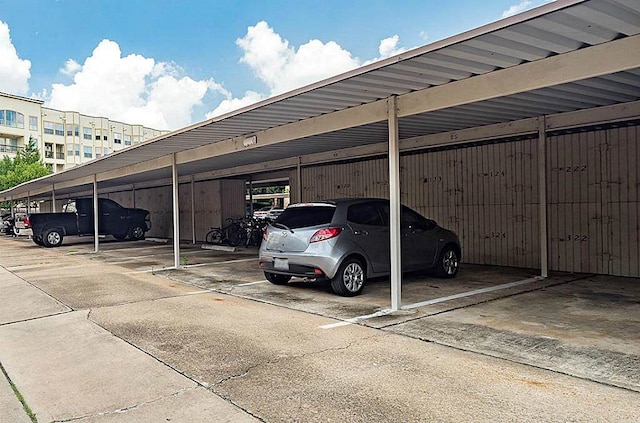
<box><xmin>204</xmin><ymin>216</ymin><xmax>271</xmax><ymax>247</ymax></box>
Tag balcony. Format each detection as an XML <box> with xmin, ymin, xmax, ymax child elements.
<box><xmin>45</xmin><ymin>150</ymin><xmax>54</xmax><ymax>159</ymax></box>
<box><xmin>0</xmin><ymin>145</ymin><xmax>22</xmax><ymax>154</ymax></box>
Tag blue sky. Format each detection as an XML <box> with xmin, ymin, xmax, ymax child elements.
<box><xmin>0</xmin><ymin>0</ymin><xmax>552</xmax><ymax>130</ymax></box>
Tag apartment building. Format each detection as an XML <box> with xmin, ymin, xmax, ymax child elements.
<box><xmin>1</xmin><ymin>92</ymin><xmax>168</xmax><ymax>173</ymax></box>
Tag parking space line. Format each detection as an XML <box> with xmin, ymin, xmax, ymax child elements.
<box><xmin>237</xmin><ymin>280</ymin><xmax>268</xmax><ymax>286</ymax></box>
<box><xmin>182</xmin><ymin>258</ymin><xmax>257</xmax><ymax>268</ymax></box>
<box><xmin>320</xmin><ymin>309</ymin><xmax>394</xmax><ymax>329</ymax></box>
<box><xmin>401</xmin><ymin>276</ymin><xmax>544</xmax><ymax>310</ymax></box>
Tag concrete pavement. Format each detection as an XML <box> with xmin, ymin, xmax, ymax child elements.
<box><xmin>1</xmin><ymin>237</ymin><xmax>639</xmax><ymax>422</ymax></box>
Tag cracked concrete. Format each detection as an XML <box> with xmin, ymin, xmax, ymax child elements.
<box><xmin>1</xmin><ymin>237</ymin><xmax>639</xmax><ymax>422</ymax></box>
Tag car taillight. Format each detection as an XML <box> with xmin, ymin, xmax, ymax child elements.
<box><xmin>23</xmin><ymin>216</ymin><xmax>30</xmax><ymax>228</ymax></box>
<box><xmin>309</xmin><ymin>227</ymin><xmax>342</xmax><ymax>243</ymax></box>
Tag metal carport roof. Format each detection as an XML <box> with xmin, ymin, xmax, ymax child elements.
<box><xmin>2</xmin><ymin>0</ymin><xmax>639</xmax><ymax>201</ymax></box>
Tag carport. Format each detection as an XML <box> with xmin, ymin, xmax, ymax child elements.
<box><xmin>2</xmin><ymin>0</ymin><xmax>639</xmax><ymax>311</ymax></box>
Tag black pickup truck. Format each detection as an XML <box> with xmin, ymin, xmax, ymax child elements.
<box><xmin>25</xmin><ymin>198</ymin><xmax>151</xmax><ymax>247</ymax></box>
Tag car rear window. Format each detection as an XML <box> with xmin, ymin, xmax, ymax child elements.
<box><xmin>276</xmin><ymin>206</ymin><xmax>335</xmax><ymax>229</ymax></box>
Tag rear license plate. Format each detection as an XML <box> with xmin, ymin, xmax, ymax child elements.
<box><xmin>274</xmin><ymin>258</ymin><xmax>289</xmax><ymax>271</ymax></box>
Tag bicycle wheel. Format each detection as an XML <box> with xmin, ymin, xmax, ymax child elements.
<box><xmin>205</xmin><ymin>228</ymin><xmax>223</xmax><ymax>245</ymax></box>
<box><xmin>226</xmin><ymin>226</ymin><xmax>245</xmax><ymax>247</ymax></box>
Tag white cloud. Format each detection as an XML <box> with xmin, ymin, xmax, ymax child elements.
<box><xmin>237</xmin><ymin>21</ymin><xmax>360</xmax><ymax>96</ymax></box>
<box><xmin>0</xmin><ymin>20</ymin><xmax>31</xmax><ymax>95</ymax></box>
<box><xmin>60</xmin><ymin>59</ymin><xmax>81</xmax><ymax>76</ymax></box>
<box><xmin>208</xmin><ymin>21</ymin><xmax>413</xmax><ymax>118</ymax></box>
<box><xmin>206</xmin><ymin>91</ymin><xmax>264</xmax><ymax>119</ymax></box>
<box><xmin>502</xmin><ymin>1</ymin><xmax>533</xmax><ymax>18</ymax></box>
<box><xmin>48</xmin><ymin>39</ymin><xmax>225</xmax><ymax>130</ymax></box>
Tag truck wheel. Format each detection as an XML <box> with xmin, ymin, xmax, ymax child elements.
<box><xmin>129</xmin><ymin>225</ymin><xmax>145</xmax><ymax>241</ymax></box>
<box><xmin>113</xmin><ymin>231</ymin><xmax>127</xmax><ymax>240</ymax></box>
<box><xmin>43</xmin><ymin>228</ymin><xmax>63</xmax><ymax>248</ymax></box>
<box><xmin>33</xmin><ymin>236</ymin><xmax>44</xmax><ymax>246</ymax></box>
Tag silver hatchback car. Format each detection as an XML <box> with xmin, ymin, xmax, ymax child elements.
<box><xmin>259</xmin><ymin>198</ymin><xmax>461</xmax><ymax>296</ymax></box>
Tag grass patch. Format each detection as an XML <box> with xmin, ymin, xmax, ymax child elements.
<box><xmin>0</xmin><ymin>361</ymin><xmax>38</xmax><ymax>422</ymax></box>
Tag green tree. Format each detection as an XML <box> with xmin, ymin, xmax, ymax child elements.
<box><xmin>0</xmin><ymin>138</ymin><xmax>52</xmax><ymax>192</ymax></box>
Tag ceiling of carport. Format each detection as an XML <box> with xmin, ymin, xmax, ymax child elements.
<box><xmin>3</xmin><ymin>0</ymin><xmax>640</xmax><ymax>201</ymax></box>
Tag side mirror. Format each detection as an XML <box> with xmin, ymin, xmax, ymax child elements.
<box><xmin>425</xmin><ymin>219</ymin><xmax>437</xmax><ymax>230</ymax></box>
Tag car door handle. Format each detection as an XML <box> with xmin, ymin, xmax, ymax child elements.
<box><xmin>353</xmin><ymin>230</ymin><xmax>369</xmax><ymax>236</ymax></box>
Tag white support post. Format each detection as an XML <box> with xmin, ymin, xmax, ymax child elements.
<box><xmin>191</xmin><ymin>175</ymin><xmax>196</xmax><ymax>244</ymax></box>
<box><xmin>539</xmin><ymin>116</ymin><xmax>548</xmax><ymax>278</ymax></box>
<box><xmin>248</xmin><ymin>177</ymin><xmax>254</xmax><ymax>216</ymax></box>
<box><xmin>51</xmin><ymin>185</ymin><xmax>56</xmax><ymax>212</ymax></box>
<box><xmin>27</xmin><ymin>193</ymin><xmax>30</xmax><ymax>214</ymax></box>
<box><xmin>93</xmin><ymin>176</ymin><xmax>99</xmax><ymax>253</ymax></box>
<box><xmin>297</xmin><ymin>157</ymin><xmax>303</xmax><ymax>202</ymax></box>
<box><xmin>388</xmin><ymin>96</ymin><xmax>402</xmax><ymax>311</ymax></box>
<box><xmin>172</xmin><ymin>154</ymin><xmax>181</xmax><ymax>269</ymax></box>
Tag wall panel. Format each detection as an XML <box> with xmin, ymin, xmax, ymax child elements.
<box><xmin>548</xmin><ymin>124</ymin><xmax>640</xmax><ymax>277</ymax></box>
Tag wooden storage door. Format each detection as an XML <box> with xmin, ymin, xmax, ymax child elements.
<box><xmin>548</xmin><ymin>124</ymin><xmax>640</xmax><ymax>277</ymax></box>
<box><xmin>402</xmin><ymin>139</ymin><xmax>539</xmax><ymax>268</ymax></box>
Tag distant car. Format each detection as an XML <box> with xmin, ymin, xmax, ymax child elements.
<box><xmin>1</xmin><ymin>214</ymin><xmax>14</xmax><ymax>235</ymax></box>
<box><xmin>253</xmin><ymin>207</ymin><xmax>283</xmax><ymax>220</ymax></box>
<box><xmin>267</xmin><ymin>208</ymin><xmax>284</xmax><ymax>219</ymax></box>
<box><xmin>259</xmin><ymin>198</ymin><xmax>461</xmax><ymax>296</ymax></box>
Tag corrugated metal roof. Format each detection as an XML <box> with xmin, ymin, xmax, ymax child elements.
<box><xmin>3</xmin><ymin>0</ymin><xmax>640</xmax><ymax>200</ymax></box>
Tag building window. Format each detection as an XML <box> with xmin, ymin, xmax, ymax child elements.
<box><xmin>66</xmin><ymin>124</ymin><xmax>73</xmax><ymax>136</ymax></box>
<box><xmin>30</xmin><ymin>116</ymin><xmax>38</xmax><ymax>130</ymax></box>
<box><xmin>113</xmin><ymin>132</ymin><xmax>122</xmax><ymax>144</ymax></box>
<box><xmin>54</xmin><ymin>123</ymin><xmax>64</xmax><ymax>136</ymax></box>
<box><xmin>124</xmin><ymin>134</ymin><xmax>131</xmax><ymax>146</ymax></box>
<box><xmin>75</xmin><ymin>144</ymin><xmax>80</xmax><ymax>156</ymax></box>
<box><xmin>67</xmin><ymin>144</ymin><xmax>73</xmax><ymax>157</ymax></box>
<box><xmin>133</xmin><ymin>136</ymin><xmax>140</xmax><ymax>145</ymax></box>
<box><xmin>83</xmin><ymin>146</ymin><xmax>93</xmax><ymax>158</ymax></box>
<box><xmin>1</xmin><ymin>110</ymin><xmax>24</xmax><ymax>128</ymax></box>
<box><xmin>95</xmin><ymin>147</ymin><xmax>101</xmax><ymax>158</ymax></box>
<box><xmin>44</xmin><ymin>121</ymin><xmax>54</xmax><ymax>135</ymax></box>
<box><xmin>95</xmin><ymin>129</ymin><xmax>101</xmax><ymax>140</ymax></box>
<box><xmin>83</xmin><ymin>127</ymin><xmax>92</xmax><ymax>140</ymax></box>
<box><xmin>74</xmin><ymin>125</ymin><xmax>79</xmax><ymax>136</ymax></box>
<box><xmin>103</xmin><ymin>147</ymin><xmax>109</xmax><ymax>155</ymax></box>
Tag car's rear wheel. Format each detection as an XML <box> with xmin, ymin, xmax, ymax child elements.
<box><xmin>331</xmin><ymin>258</ymin><xmax>365</xmax><ymax>296</ymax></box>
<box><xmin>129</xmin><ymin>224</ymin><xmax>145</xmax><ymax>240</ymax></box>
<box><xmin>43</xmin><ymin>228</ymin><xmax>63</xmax><ymax>248</ymax></box>
<box><xmin>434</xmin><ymin>246</ymin><xmax>459</xmax><ymax>278</ymax></box>
<box><xmin>264</xmin><ymin>272</ymin><xmax>291</xmax><ymax>285</ymax></box>
<box><xmin>33</xmin><ymin>236</ymin><xmax>44</xmax><ymax>246</ymax></box>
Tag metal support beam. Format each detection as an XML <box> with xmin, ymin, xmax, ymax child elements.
<box><xmin>172</xmin><ymin>154</ymin><xmax>180</xmax><ymax>269</ymax></box>
<box><xmin>539</xmin><ymin>116</ymin><xmax>548</xmax><ymax>278</ymax></box>
<box><xmin>398</xmin><ymin>34</ymin><xmax>640</xmax><ymax>117</ymax></box>
<box><xmin>191</xmin><ymin>176</ymin><xmax>196</xmax><ymax>244</ymax></box>
<box><xmin>93</xmin><ymin>176</ymin><xmax>99</xmax><ymax>253</ymax></box>
<box><xmin>388</xmin><ymin>96</ymin><xmax>402</xmax><ymax>311</ymax></box>
<box><xmin>248</xmin><ymin>176</ymin><xmax>254</xmax><ymax>216</ymax></box>
<box><xmin>297</xmin><ymin>157</ymin><xmax>303</xmax><ymax>202</ymax></box>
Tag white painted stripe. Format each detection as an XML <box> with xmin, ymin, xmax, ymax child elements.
<box><xmin>97</xmin><ymin>244</ymin><xmax>170</xmax><ymax>253</ymax></box>
<box><xmin>401</xmin><ymin>276</ymin><xmax>543</xmax><ymax>310</ymax></box>
<box><xmin>183</xmin><ymin>257</ymin><xmax>257</xmax><ymax>268</ymax></box>
<box><xmin>320</xmin><ymin>309</ymin><xmax>393</xmax><ymax>329</ymax></box>
<box><xmin>237</xmin><ymin>280</ymin><xmax>268</xmax><ymax>286</ymax></box>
